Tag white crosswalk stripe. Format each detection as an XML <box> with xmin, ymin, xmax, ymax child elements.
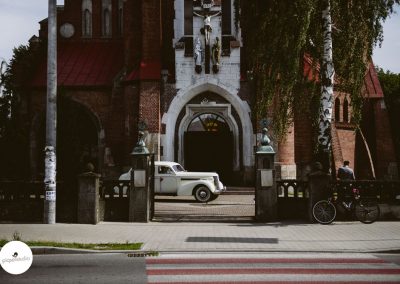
<box><xmin>146</xmin><ymin>253</ymin><xmax>400</xmax><ymax>283</ymax></box>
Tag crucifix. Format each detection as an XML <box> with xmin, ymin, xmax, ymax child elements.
<box><xmin>193</xmin><ymin>9</ymin><xmax>221</xmax><ymax>74</ymax></box>
<box><xmin>193</xmin><ymin>10</ymin><xmax>221</xmax><ymax>45</ymax></box>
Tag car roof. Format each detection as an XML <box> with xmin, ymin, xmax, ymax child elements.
<box><xmin>155</xmin><ymin>161</ymin><xmax>180</xmax><ymax>167</ymax></box>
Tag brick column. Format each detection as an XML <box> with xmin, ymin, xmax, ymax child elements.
<box><xmin>277</xmin><ymin>123</ymin><xmax>296</xmax><ymax>179</ymax></box>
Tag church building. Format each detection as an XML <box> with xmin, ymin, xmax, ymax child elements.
<box><xmin>23</xmin><ymin>0</ymin><xmax>397</xmax><ymax>185</ymax></box>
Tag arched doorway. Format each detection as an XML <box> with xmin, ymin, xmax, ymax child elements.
<box><xmin>184</xmin><ymin>113</ymin><xmax>233</xmax><ymax>183</ymax></box>
<box><xmin>33</xmin><ymin>97</ymin><xmax>100</xmax><ymax>222</ymax></box>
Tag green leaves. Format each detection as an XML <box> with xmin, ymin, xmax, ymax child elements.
<box><xmin>241</xmin><ymin>0</ymin><xmax>398</xmax><ymax>142</ymax></box>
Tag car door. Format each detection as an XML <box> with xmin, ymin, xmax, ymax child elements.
<box><xmin>158</xmin><ymin>166</ymin><xmax>178</xmax><ymax>194</ymax></box>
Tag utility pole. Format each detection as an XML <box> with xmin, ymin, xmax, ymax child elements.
<box><xmin>44</xmin><ymin>0</ymin><xmax>57</xmax><ymax>224</ymax></box>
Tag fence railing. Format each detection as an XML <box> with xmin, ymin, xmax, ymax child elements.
<box><xmin>99</xmin><ymin>179</ymin><xmax>130</xmax><ymax>221</ymax></box>
<box><xmin>0</xmin><ymin>181</ymin><xmax>45</xmax><ymax>222</ymax></box>
<box><xmin>330</xmin><ymin>180</ymin><xmax>400</xmax><ymax>201</ymax></box>
<box><xmin>277</xmin><ymin>180</ymin><xmax>309</xmax><ymax>199</ymax></box>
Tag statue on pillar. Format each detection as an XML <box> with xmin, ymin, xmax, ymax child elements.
<box><xmin>212</xmin><ymin>37</ymin><xmax>221</xmax><ymax>73</ymax></box>
<box><xmin>257</xmin><ymin>128</ymin><xmax>275</xmax><ymax>154</ymax></box>
<box><xmin>194</xmin><ymin>37</ymin><xmax>203</xmax><ymax>74</ymax></box>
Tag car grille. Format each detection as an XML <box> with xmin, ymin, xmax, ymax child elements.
<box><xmin>213</xmin><ymin>176</ymin><xmax>219</xmax><ymax>188</ymax></box>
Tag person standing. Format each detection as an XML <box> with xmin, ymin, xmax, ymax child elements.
<box><xmin>337</xmin><ymin>160</ymin><xmax>355</xmax><ymax>180</ymax></box>
<box><xmin>337</xmin><ymin>160</ymin><xmax>356</xmax><ymax>208</ymax></box>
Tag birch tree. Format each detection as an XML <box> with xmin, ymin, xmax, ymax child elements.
<box><xmin>44</xmin><ymin>0</ymin><xmax>57</xmax><ymax>224</ymax></box>
<box><xmin>241</xmin><ymin>0</ymin><xmax>399</xmax><ymax>172</ymax></box>
<box><xmin>317</xmin><ymin>0</ymin><xmax>334</xmax><ymax>171</ymax></box>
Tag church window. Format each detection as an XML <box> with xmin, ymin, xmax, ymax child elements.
<box><xmin>343</xmin><ymin>97</ymin><xmax>349</xmax><ymax>123</ymax></box>
<box><xmin>82</xmin><ymin>0</ymin><xmax>92</xmax><ymax>37</ymax></box>
<box><xmin>184</xmin><ymin>0</ymin><xmax>193</xmax><ymax>36</ymax></box>
<box><xmin>118</xmin><ymin>0</ymin><xmax>123</xmax><ymax>35</ymax></box>
<box><xmin>187</xmin><ymin>113</ymin><xmax>229</xmax><ymax>132</ymax></box>
<box><xmin>334</xmin><ymin>97</ymin><xmax>340</xmax><ymax>122</ymax></box>
<box><xmin>102</xmin><ymin>0</ymin><xmax>112</xmax><ymax>37</ymax></box>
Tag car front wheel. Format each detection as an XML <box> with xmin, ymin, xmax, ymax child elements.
<box><xmin>194</xmin><ymin>186</ymin><xmax>212</xmax><ymax>203</ymax></box>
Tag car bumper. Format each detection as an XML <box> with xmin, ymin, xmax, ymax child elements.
<box><xmin>214</xmin><ymin>186</ymin><xmax>227</xmax><ymax>194</ymax></box>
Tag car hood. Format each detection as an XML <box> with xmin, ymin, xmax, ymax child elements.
<box><xmin>176</xmin><ymin>172</ymin><xmax>218</xmax><ymax>178</ymax></box>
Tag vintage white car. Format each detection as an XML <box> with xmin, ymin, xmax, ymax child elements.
<box><xmin>119</xmin><ymin>161</ymin><xmax>226</xmax><ymax>202</ymax></box>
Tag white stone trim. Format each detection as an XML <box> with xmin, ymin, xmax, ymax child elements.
<box><xmin>162</xmin><ymin>79</ymin><xmax>254</xmax><ymax>168</ymax></box>
<box><xmin>178</xmin><ymin>103</ymin><xmax>240</xmax><ymax>170</ymax></box>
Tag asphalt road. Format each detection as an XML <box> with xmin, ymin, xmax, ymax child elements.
<box><xmin>1</xmin><ymin>252</ymin><xmax>400</xmax><ymax>283</ymax></box>
<box><xmin>0</xmin><ymin>253</ymin><xmax>147</xmax><ymax>284</ymax></box>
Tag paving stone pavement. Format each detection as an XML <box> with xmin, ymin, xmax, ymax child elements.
<box><xmin>1</xmin><ymin>193</ymin><xmax>399</xmax><ymax>253</ymax></box>
<box><xmin>154</xmin><ymin>194</ymin><xmax>255</xmax><ymax>221</ymax></box>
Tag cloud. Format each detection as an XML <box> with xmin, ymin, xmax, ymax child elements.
<box><xmin>0</xmin><ymin>0</ymin><xmax>48</xmax><ymax>62</ymax></box>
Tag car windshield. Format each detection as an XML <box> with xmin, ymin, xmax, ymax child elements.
<box><xmin>172</xmin><ymin>164</ymin><xmax>185</xmax><ymax>172</ymax></box>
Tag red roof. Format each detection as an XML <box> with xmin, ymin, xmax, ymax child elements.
<box><xmin>302</xmin><ymin>56</ymin><xmax>383</xmax><ymax>99</ymax></box>
<box><xmin>363</xmin><ymin>61</ymin><xmax>383</xmax><ymax>99</ymax></box>
<box><xmin>31</xmin><ymin>41</ymin><xmax>124</xmax><ymax>87</ymax></box>
<box><xmin>125</xmin><ymin>61</ymin><xmax>161</xmax><ymax>81</ymax></box>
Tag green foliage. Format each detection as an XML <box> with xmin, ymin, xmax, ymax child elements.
<box><xmin>242</xmin><ymin>0</ymin><xmax>316</xmax><ymax>141</ymax></box>
<box><xmin>377</xmin><ymin>68</ymin><xmax>400</xmax><ymax>99</ymax></box>
<box><xmin>241</xmin><ymin>0</ymin><xmax>399</xmax><ymax>143</ymax></box>
<box><xmin>0</xmin><ymin>42</ymin><xmax>45</xmax><ymax>179</ymax></box>
<box><xmin>0</xmin><ymin>239</ymin><xmax>143</xmax><ymax>251</ymax></box>
<box><xmin>377</xmin><ymin>68</ymin><xmax>400</xmax><ymax>171</ymax></box>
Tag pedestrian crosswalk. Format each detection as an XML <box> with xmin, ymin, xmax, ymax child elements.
<box><xmin>146</xmin><ymin>254</ymin><xmax>400</xmax><ymax>283</ymax></box>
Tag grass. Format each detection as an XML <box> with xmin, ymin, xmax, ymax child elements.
<box><xmin>0</xmin><ymin>239</ymin><xmax>143</xmax><ymax>251</ymax></box>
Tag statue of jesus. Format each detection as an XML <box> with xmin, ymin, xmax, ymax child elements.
<box><xmin>193</xmin><ymin>11</ymin><xmax>221</xmax><ymax>45</ymax></box>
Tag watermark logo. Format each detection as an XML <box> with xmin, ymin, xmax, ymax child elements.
<box><xmin>0</xmin><ymin>241</ymin><xmax>33</xmax><ymax>275</ymax></box>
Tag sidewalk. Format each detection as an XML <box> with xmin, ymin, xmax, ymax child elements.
<box><xmin>1</xmin><ymin>221</ymin><xmax>399</xmax><ymax>253</ymax></box>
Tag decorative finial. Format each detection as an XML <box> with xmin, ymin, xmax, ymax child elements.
<box><xmin>257</xmin><ymin>128</ymin><xmax>275</xmax><ymax>154</ymax></box>
<box><xmin>131</xmin><ymin>131</ymin><xmax>150</xmax><ymax>155</ymax></box>
<box><xmin>260</xmin><ymin>128</ymin><xmax>271</xmax><ymax>146</ymax></box>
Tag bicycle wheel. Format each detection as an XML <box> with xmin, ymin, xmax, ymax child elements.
<box><xmin>312</xmin><ymin>200</ymin><xmax>336</xmax><ymax>224</ymax></box>
<box><xmin>355</xmin><ymin>200</ymin><xmax>380</xmax><ymax>224</ymax></box>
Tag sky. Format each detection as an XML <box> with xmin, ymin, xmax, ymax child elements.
<box><xmin>0</xmin><ymin>1</ymin><xmax>399</xmax><ymax>73</ymax></box>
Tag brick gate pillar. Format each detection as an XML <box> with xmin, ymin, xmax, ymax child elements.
<box><xmin>277</xmin><ymin>123</ymin><xmax>296</xmax><ymax>179</ymax></box>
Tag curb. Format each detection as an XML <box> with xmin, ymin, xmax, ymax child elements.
<box><xmin>29</xmin><ymin>247</ymin><xmax>400</xmax><ymax>255</ymax></box>
<box><xmin>30</xmin><ymin>247</ymin><xmax>151</xmax><ymax>255</ymax></box>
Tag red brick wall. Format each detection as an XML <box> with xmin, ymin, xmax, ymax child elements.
<box><xmin>373</xmin><ymin>99</ymin><xmax>397</xmax><ymax>178</ymax></box>
<box><xmin>124</xmin><ymin>0</ymin><xmax>142</xmax><ymax>69</ymax></box>
<box><xmin>294</xmin><ymin>108</ymin><xmax>314</xmax><ymax>166</ymax></box>
<box><xmin>336</xmin><ymin>129</ymin><xmax>356</xmax><ymax>169</ymax></box>
<box><xmin>139</xmin><ymin>82</ymin><xmax>161</xmax><ymax>133</ymax></box>
<box><xmin>278</xmin><ymin>124</ymin><xmax>295</xmax><ymax>164</ymax></box>
<box><xmin>141</xmin><ymin>0</ymin><xmax>161</xmax><ymax>62</ymax></box>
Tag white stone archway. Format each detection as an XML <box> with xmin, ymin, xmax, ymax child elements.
<box><xmin>179</xmin><ymin>103</ymin><xmax>240</xmax><ymax>170</ymax></box>
<box><xmin>162</xmin><ymin>79</ymin><xmax>254</xmax><ymax>169</ymax></box>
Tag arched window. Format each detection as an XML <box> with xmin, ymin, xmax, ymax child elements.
<box><xmin>334</xmin><ymin>97</ymin><xmax>341</xmax><ymax>122</ymax></box>
<box><xmin>82</xmin><ymin>0</ymin><xmax>92</xmax><ymax>37</ymax></box>
<box><xmin>118</xmin><ymin>0</ymin><xmax>123</xmax><ymax>35</ymax></box>
<box><xmin>102</xmin><ymin>0</ymin><xmax>112</xmax><ymax>37</ymax></box>
<box><xmin>187</xmin><ymin>113</ymin><xmax>230</xmax><ymax>132</ymax></box>
<box><xmin>343</xmin><ymin>98</ymin><xmax>349</xmax><ymax>123</ymax></box>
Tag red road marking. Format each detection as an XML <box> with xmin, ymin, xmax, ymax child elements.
<box><xmin>148</xmin><ymin>282</ymin><xmax>399</xmax><ymax>284</ymax></box>
<box><xmin>146</xmin><ymin>258</ymin><xmax>387</xmax><ymax>265</ymax></box>
<box><xmin>147</xmin><ymin>268</ymin><xmax>400</xmax><ymax>275</ymax></box>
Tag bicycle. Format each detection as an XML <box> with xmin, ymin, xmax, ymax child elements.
<box><xmin>312</xmin><ymin>188</ymin><xmax>380</xmax><ymax>224</ymax></box>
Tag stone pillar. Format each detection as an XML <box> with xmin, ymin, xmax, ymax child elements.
<box><xmin>255</xmin><ymin>128</ymin><xmax>278</xmax><ymax>222</ymax></box>
<box><xmin>308</xmin><ymin>162</ymin><xmax>331</xmax><ymax>222</ymax></box>
<box><xmin>129</xmin><ymin>131</ymin><xmax>152</xmax><ymax>222</ymax></box>
<box><xmin>77</xmin><ymin>170</ymin><xmax>101</xmax><ymax>224</ymax></box>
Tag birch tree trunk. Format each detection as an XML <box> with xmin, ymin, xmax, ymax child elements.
<box><xmin>317</xmin><ymin>0</ymin><xmax>335</xmax><ymax>172</ymax></box>
<box><xmin>44</xmin><ymin>0</ymin><xmax>57</xmax><ymax>224</ymax></box>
